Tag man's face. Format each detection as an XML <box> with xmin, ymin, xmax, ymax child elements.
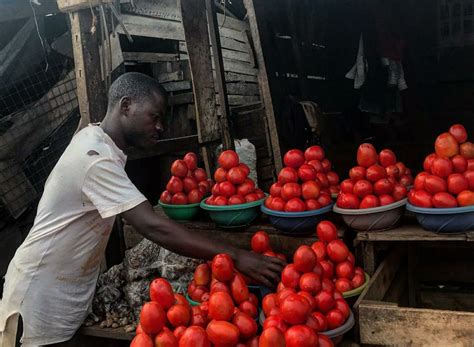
<box><xmin>123</xmin><ymin>92</ymin><xmax>167</xmax><ymax>149</ymax></box>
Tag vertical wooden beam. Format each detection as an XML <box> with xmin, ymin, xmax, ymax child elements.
<box><xmin>179</xmin><ymin>0</ymin><xmax>221</xmax><ymax>175</ymax></box>
<box><xmin>69</xmin><ymin>9</ymin><xmax>107</xmax><ymax>126</ymax></box>
<box><xmin>205</xmin><ymin>0</ymin><xmax>234</xmax><ymax>151</ymax></box>
<box><xmin>243</xmin><ymin>0</ymin><xmax>283</xmax><ymax>173</ymax></box>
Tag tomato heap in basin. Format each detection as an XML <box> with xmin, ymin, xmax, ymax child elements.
<box><xmin>337</xmin><ymin>144</ymin><xmax>412</xmax><ymax>209</ymax></box>
<box><xmin>410</xmin><ymin>124</ymin><xmax>474</xmax><ymax>208</ymax></box>
<box><xmin>160</xmin><ymin>152</ymin><xmax>213</xmax><ymax>205</ymax></box>
<box><xmin>206</xmin><ymin>150</ymin><xmax>265</xmax><ymax>206</ymax></box>
<box><xmin>265</xmin><ymin>146</ymin><xmax>339</xmax><ymax>212</ymax></box>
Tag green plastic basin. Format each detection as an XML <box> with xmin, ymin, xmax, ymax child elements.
<box><xmin>200</xmin><ymin>196</ymin><xmax>266</xmax><ymax>228</ymax></box>
<box><xmin>343</xmin><ymin>272</ymin><xmax>371</xmax><ymax>298</ymax></box>
<box><xmin>158</xmin><ymin>201</ymin><xmax>201</xmax><ymax>222</ymax></box>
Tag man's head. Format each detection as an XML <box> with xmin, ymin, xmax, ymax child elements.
<box><xmin>108</xmin><ymin>72</ymin><xmax>168</xmax><ymax>149</ymax></box>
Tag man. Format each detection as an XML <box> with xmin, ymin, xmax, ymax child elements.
<box><xmin>0</xmin><ymin>72</ymin><xmax>285</xmax><ymax>346</ymax></box>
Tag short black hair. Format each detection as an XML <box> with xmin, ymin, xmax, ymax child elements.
<box><xmin>108</xmin><ymin>72</ymin><xmax>167</xmax><ymax>108</ymax></box>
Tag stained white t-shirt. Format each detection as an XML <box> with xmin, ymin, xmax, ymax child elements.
<box><xmin>0</xmin><ymin>125</ymin><xmax>146</xmax><ymax>345</ymax></box>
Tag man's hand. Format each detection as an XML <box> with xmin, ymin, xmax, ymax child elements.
<box><xmin>234</xmin><ymin>249</ymin><xmax>286</xmax><ymax>288</ymax></box>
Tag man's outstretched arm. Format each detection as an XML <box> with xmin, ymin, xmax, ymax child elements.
<box><xmin>122</xmin><ymin>201</ymin><xmax>286</xmax><ymax>288</ymax></box>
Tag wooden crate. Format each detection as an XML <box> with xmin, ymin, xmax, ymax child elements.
<box><xmin>356</xmin><ymin>245</ymin><xmax>474</xmax><ymax>346</ymax></box>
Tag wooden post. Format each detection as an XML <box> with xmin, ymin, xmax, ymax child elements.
<box><xmin>205</xmin><ymin>0</ymin><xmax>234</xmax><ymax>151</ymax></box>
<box><xmin>243</xmin><ymin>0</ymin><xmax>283</xmax><ymax>173</ymax></box>
<box><xmin>69</xmin><ymin>9</ymin><xmax>107</xmax><ymax>126</ymax></box>
<box><xmin>179</xmin><ymin>0</ymin><xmax>222</xmax><ymax>175</ymax></box>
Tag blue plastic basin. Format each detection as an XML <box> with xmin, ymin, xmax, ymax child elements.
<box><xmin>406</xmin><ymin>203</ymin><xmax>474</xmax><ymax>233</ymax></box>
<box><xmin>261</xmin><ymin>204</ymin><xmax>333</xmax><ymax>235</ymax></box>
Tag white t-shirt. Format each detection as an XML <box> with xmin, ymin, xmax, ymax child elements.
<box><xmin>0</xmin><ymin>125</ymin><xmax>147</xmax><ymax>345</ymax></box>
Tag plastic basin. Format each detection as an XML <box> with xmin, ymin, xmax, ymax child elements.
<box><xmin>261</xmin><ymin>204</ymin><xmax>334</xmax><ymax>235</ymax></box>
<box><xmin>158</xmin><ymin>201</ymin><xmax>201</xmax><ymax>222</ymax></box>
<box><xmin>406</xmin><ymin>203</ymin><xmax>474</xmax><ymax>233</ymax></box>
<box><xmin>343</xmin><ymin>272</ymin><xmax>370</xmax><ymax>298</ymax></box>
<box><xmin>333</xmin><ymin>199</ymin><xmax>407</xmax><ymax>232</ymax></box>
<box><xmin>200</xmin><ymin>197</ymin><xmax>265</xmax><ymax>228</ymax></box>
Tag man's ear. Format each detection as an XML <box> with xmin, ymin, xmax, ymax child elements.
<box><xmin>119</xmin><ymin>96</ymin><xmax>131</xmax><ymax>116</ymax></box>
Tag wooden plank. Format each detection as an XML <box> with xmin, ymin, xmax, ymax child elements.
<box><xmin>162</xmin><ymin>80</ymin><xmax>191</xmax><ymax>92</ymax></box>
<box><xmin>205</xmin><ymin>0</ymin><xmax>233</xmax><ymax>150</ymax></box>
<box><xmin>0</xmin><ymin>0</ymin><xmax>59</xmax><ymax>22</ymax></box>
<box><xmin>225</xmin><ymin>71</ymin><xmax>258</xmax><ymax>83</ymax></box>
<box><xmin>383</xmin><ymin>269</ymin><xmax>407</xmax><ymax>304</ymax></box>
<box><xmin>122</xmin><ymin>52</ymin><xmax>179</xmax><ymax>63</ymax></box>
<box><xmin>180</xmin><ymin>55</ymin><xmax>258</xmax><ymax>76</ymax></box>
<box><xmin>356</xmin><ymin>226</ymin><xmax>474</xmax><ymax>242</ymax></box>
<box><xmin>359</xmin><ymin>302</ymin><xmax>474</xmax><ymax>345</ymax></box>
<box><xmin>227</xmin><ymin>95</ymin><xmax>260</xmax><ymax>106</ymax></box>
<box><xmin>179</xmin><ymin>41</ymin><xmax>251</xmax><ymax>63</ymax></box>
<box><xmin>168</xmin><ymin>92</ymin><xmax>194</xmax><ymax>106</ymax></box>
<box><xmin>226</xmin><ymin>82</ymin><xmax>259</xmax><ymax>95</ymax></box>
<box><xmin>361</xmin><ymin>241</ymin><xmax>376</xmax><ymax>276</ymax></box>
<box><xmin>156</xmin><ymin>71</ymin><xmax>184</xmax><ymax>83</ymax></box>
<box><xmin>69</xmin><ymin>10</ymin><xmax>107</xmax><ymax>127</ymax></box>
<box><xmin>57</xmin><ymin>0</ymin><xmax>112</xmax><ymax>12</ymax></box>
<box><xmin>243</xmin><ymin>0</ymin><xmax>283</xmax><ymax>173</ymax></box>
<box><xmin>219</xmin><ymin>26</ymin><xmax>247</xmax><ymax>43</ymax></box>
<box><xmin>128</xmin><ymin>135</ymin><xmax>198</xmax><ymax>160</ymax></box>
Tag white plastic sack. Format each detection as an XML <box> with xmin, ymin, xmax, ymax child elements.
<box><xmin>217</xmin><ymin>139</ymin><xmax>258</xmax><ymax>187</ymax></box>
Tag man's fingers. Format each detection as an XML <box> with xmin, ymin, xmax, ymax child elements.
<box><xmin>254</xmin><ymin>274</ymin><xmax>273</xmax><ymax>289</ymax></box>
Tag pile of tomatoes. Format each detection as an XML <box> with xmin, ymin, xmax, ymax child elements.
<box><xmin>206</xmin><ymin>150</ymin><xmax>265</xmax><ymax>206</ymax></box>
<box><xmin>336</xmin><ymin>144</ymin><xmax>413</xmax><ymax>209</ymax></box>
<box><xmin>160</xmin><ymin>152</ymin><xmax>213</xmax><ymax>205</ymax></box>
<box><xmin>265</xmin><ymin>146</ymin><xmax>339</xmax><ymax>212</ymax></box>
<box><xmin>409</xmin><ymin>124</ymin><xmax>474</xmax><ymax>208</ymax></box>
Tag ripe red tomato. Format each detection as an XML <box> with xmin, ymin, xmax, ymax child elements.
<box><xmin>237</xmin><ymin>180</ymin><xmax>256</xmax><ymax>196</ymax></box>
<box><xmin>465</xmin><ymin>170</ymin><xmax>474</xmax><ymax>189</ymax></box>
<box><xmin>305</xmin><ymin>145</ymin><xmax>325</xmax><ymax>161</ymax></box>
<box><xmin>227</xmin><ymin>167</ymin><xmax>246</xmax><ymax>185</ymax></box>
<box><xmin>335</xmin><ymin>299</ymin><xmax>351</xmax><ymax>319</ymax></box>
<box><xmin>218</xmin><ymin>150</ymin><xmax>239</xmax><ymax>169</ymax></box>
<box><xmin>399</xmin><ymin>174</ymin><xmax>413</xmax><ymax>187</ymax></box>
<box><xmin>188</xmin><ymin>189</ymin><xmax>203</xmax><ymax>204</ymax></box>
<box><xmin>284</xmin><ymin>198</ymin><xmax>306</xmax><ymax>212</ymax></box>
<box><xmin>435</xmin><ymin>132</ymin><xmax>459</xmax><ymax>158</ymax></box>
<box><xmin>317</xmin><ymin>192</ymin><xmax>332</xmax><ymax>207</ymax></box>
<box><xmin>298</xmin><ymin>291</ymin><xmax>316</xmax><ymax>311</ymax></box>
<box><xmin>284</xmin><ymin>149</ymin><xmax>306</xmax><ymax>168</ymax></box>
<box><xmin>349</xmin><ymin>166</ymin><xmax>367</xmax><ymax>181</ymax></box>
<box><xmin>460</xmin><ymin>142</ymin><xmax>474</xmax><ymax>159</ymax></box>
<box><xmin>214</xmin><ymin>167</ymin><xmax>228</xmax><ymax>183</ymax></box>
<box><xmin>311</xmin><ymin>241</ymin><xmax>327</xmax><ymax>260</ymax></box>
<box><xmin>423</xmin><ymin>153</ymin><xmax>436</xmax><ymax>173</ymax></box>
<box><xmin>396</xmin><ymin>162</ymin><xmax>407</xmax><ymax>175</ymax></box>
<box><xmin>171</xmin><ymin>192</ymin><xmax>188</xmax><ymax>205</ymax></box>
<box><xmin>321</xmin><ymin>159</ymin><xmax>332</xmax><ymax>173</ymax></box>
<box><xmin>452</xmin><ymin>155</ymin><xmax>468</xmax><ymax>173</ymax></box>
<box><xmin>320</xmin><ymin>260</ymin><xmax>334</xmax><ymax>279</ymax></box>
<box><xmin>432</xmin><ymin>192</ymin><xmax>458</xmax><ymax>208</ymax></box>
<box><xmin>316</xmin><ymin>220</ymin><xmax>338</xmax><ymax>242</ymax></box>
<box><xmin>270</xmin><ymin>197</ymin><xmax>286</xmax><ymax>211</ymax></box>
<box><xmin>259</xmin><ymin>327</ymin><xmax>285</xmax><ymax>347</ymax></box>
<box><xmin>251</xmin><ymin>231</ymin><xmax>270</xmax><ymax>253</ymax></box>
<box><xmin>353</xmin><ymin>179</ymin><xmax>373</xmax><ymax>198</ymax></box>
<box><xmin>414</xmin><ymin>172</ymin><xmax>430</xmax><ymax>190</ymax></box>
<box><xmin>210</xmin><ymin>281</ymin><xmax>230</xmax><ymax>295</ymax></box>
<box><xmin>255</xmin><ymin>188</ymin><xmax>265</xmax><ymax>200</ymax></box>
<box><xmin>231</xmin><ymin>273</ymin><xmax>250</xmax><ymax>304</ymax></box>
<box><xmin>352</xmin><ymin>273</ymin><xmax>366</xmax><ymax>288</ymax></box>
<box><xmin>194</xmin><ymin>264</ymin><xmax>211</xmax><ymax>286</ymax></box>
<box><xmin>306</xmin><ymin>199</ymin><xmax>322</xmax><ymax>210</ymax></box>
<box><xmin>198</xmin><ymin>180</ymin><xmax>210</xmax><ymax>194</ymax></box>
<box><xmin>297</xmin><ymin>164</ymin><xmax>317</xmax><ymax>181</ymax></box>
<box><xmin>206</xmin><ymin>320</ymin><xmax>239</xmax><ymax>346</ymax></box>
<box><xmin>179</xmin><ymin>326</ymin><xmax>210</xmax><ymax>347</ymax></box>
<box><xmin>457</xmin><ymin>190</ymin><xmax>474</xmax><ymax>206</ymax></box>
<box><xmin>174</xmin><ymin>293</ymin><xmax>190</xmax><ymax>308</ymax></box>
<box><xmin>212</xmin><ymin>254</ymin><xmax>234</xmax><ymax>281</ymax></box>
<box><xmin>262</xmin><ymin>293</ymin><xmax>278</xmax><ymax>316</ymax></box>
<box><xmin>315</xmin><ymin>290</ymin><xmax>336</xmax><ymax>313</ymax></box>
<box><xmin>432</xmin><ymin>157</ymin><xmax>454</xmax><ymax>178</ymax></box>
<box><xmin>424</xmin><ymin>175</ymin><xmax>447</xmax><ymax>194</ymax></box>
<box><xmin>299</xmin><ymin>272</ymin><xmax>322</xmax><ymax>295</ymax></box>
<box><xmin>213</xmin><ymin>196</ymin><xmax>228</xmax><ymax>206</ymax></box>
<box><xmin>379</xmin><ymin>149</ymin><xmax>397</xmax><ymax>167</ymax></box>
<box><xmin>447</xmin><ymin>173</ymin><xmax>469</xmax><ymax>195</ymax></box>
<box><xmin>336</xmin><ymin>192</ymin><xmax>360</xmax><ymax>209</ymax></box>
<box><xmin>281</xmin><ymin>182</ymin><xmax>302</xmax><ymax>200</ymax></box>
<box><xmin>130</xmin><ymin>333</ymin><xmax>154</xmax><ymax>347</ymax></box>
<box><xmin>270</xmin><ymin>182</ymin><xmax>283</xmax><ymax>197</ymax></box>
<box><xmin>366</xmin><ymin>165</ymin><xmax>387</xmax><ymax>183</ymax></box>
<box><xmin>318</xmin><ymin>334</ymin><xmax>335</xmax><ymax>347</ymax></box>
<box><xmin>208</xmin><ymin>291</ymin><xmax>234</xmax><ymax>321</ymax></box>
<box><xmin>239</xmin><ymin>300</ymin><xmax>258</xmax><ymax>318</ymax></box>
<box><xmin>327</xmin><ymin>171</ymin><xmax>339</xmax><ymax>185</ymax></box>
<box><xmin>335</xmin><ymin>260</ymin><xmax>355</xmax><ymax>279</ymax></box>
<box><xmin>150</xmin><ymin>278</ymin><xmax>175</xmax><ymax>310</ymax></box>
<box><xmin>327</xmin><ymin>240</ymin><xmax>349</xmax><ymax>263</ymax></box>
<box><xmin>307</xmin><ymin>159</ymin><xmax>324</xmax><ymax>173</ymax></box>
<box><xmin>379</xmin><ymin>194</ymin><xmax>395</xmax><ymax>206</ymax></box>
<box><xmin>183</xmin><ymin>152</ymin><xmax>198</xmax><ymax>170</ymax></box>
<box><xmin>347</xmin><ymin>252</ymin><xmax>355</xmax><ymax>265</ymax></box>
<box><xmin>326</xmin><ymin>309</ymin><xmax>346</xmax><ymax>329</ymax></box>
<box><xmin>218</xmin><ymin>181</ymin><xmax>236</xmax><ymax>198</ymax></box>
<box><xmin>265</xmin><ymin>195</ymin><xmax>273</xmax><ymax>207</ymax></box>
<box><xmin>167</xmin><ymin>304</ymin><xmax>190</xmax><ymax>327</ymax></box>
<box><xmin>278</xmin><ymin>167</ymin><xmax>299</xmax><ymax>183</ymax></box>
<box><xmin>449</xmin><ymin>124</ymin><xmax>468</xmax><ymax>144</ymax></box>
<box><xmin>237</xmin><ymin>163</ymin><xmax>250</xmax><ymax>176</ymax></box>
<box><xmin>233</xmin><ymin>311</ymin><xmax>257</xmax><ymax>340</ymax></box>
<box><xmin>408</xmin><ymin>190</ymin><xmax>433</xmax><ymax>208</ymax></box>
<box><xmin>335</xmin><ymin>278</ymin><xmax>353</xmax><ymax>292</ymax></box>
<box><xmin>386</xmin><ymin>164</ymin><xmax>400</xmax><ymax>178</ymax></box>
<box><xmin>357</xmin><ymin>143</ymin><xmax>378</xmax><ymax>168</ymax></box>
<box><xmin>167</xmin><ymin>177</ymin><xmax>183</xmax><ymax>194</ymax></box>
<box><xmin>316</xmin><ymin>172</ymin><xmax>329</xmax><ymax>188</ymax></box>
<box><xmin>280</xmin><ymin>294</ymin><xmax>311</xmax><ymax>325</ymax></box>
<box><xmin>171</xmin><ymin>160</ymin><xmax>188</xmax><ymax>178</ymax></box>
<box><xmin>228</xmin><ymin>194</ymin><xmax>246</xmax><ymax>205</ymax></box>
<box><xmin>160</xmin><ymin>190</ymin><xmax>172</xmax><ymax>204</ymax></box>
<box><xmin>374</xmin><ymin>178</ymin><xmax>394</xmax><ymax>196</ymax></box>
<box><xmin>140</xmin><ymin>301</ymin><xmax>166</xmax><ymax>334</ymax></box>
<box><xmin>281</xmin><ymin>264</ymin><xmax>301</xmax><ymax>288</ymax></box>
<box><xmin>340</xmin><ymin>179</ymin><xmax>355</xmax><ymax>193</ymax></box>
<box><xmin>293</xmin><ymin>245</ymin><xmax>317</xmax><ymax>272</ymax></box>
<box><xmin>284</xmin><ymin>325</ymin><xmax>318</xmax><ymax>347</ymax></box>
<box><xmin>277</xmin><ymin>287</ymin><xmax>296</xmax><ymax>305</ymax></box>
<box><xmin>193</xmin><ymin>168</ymin><xmax>207</xmax><ymax>182</ymax></box>
<box><xmin>392</xmin><ymin>184</ymin><xmax>407</xmax><ymax>201</ymax></box>
<box><xmin>245</xmin><ymin>193</ymin><xmax>260</xmax><ymax>202</ymax></box>
<box><xmin>173</xmin><ymin>326</ymin><xmax>186</xmax><ymax>341</ymax></box>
